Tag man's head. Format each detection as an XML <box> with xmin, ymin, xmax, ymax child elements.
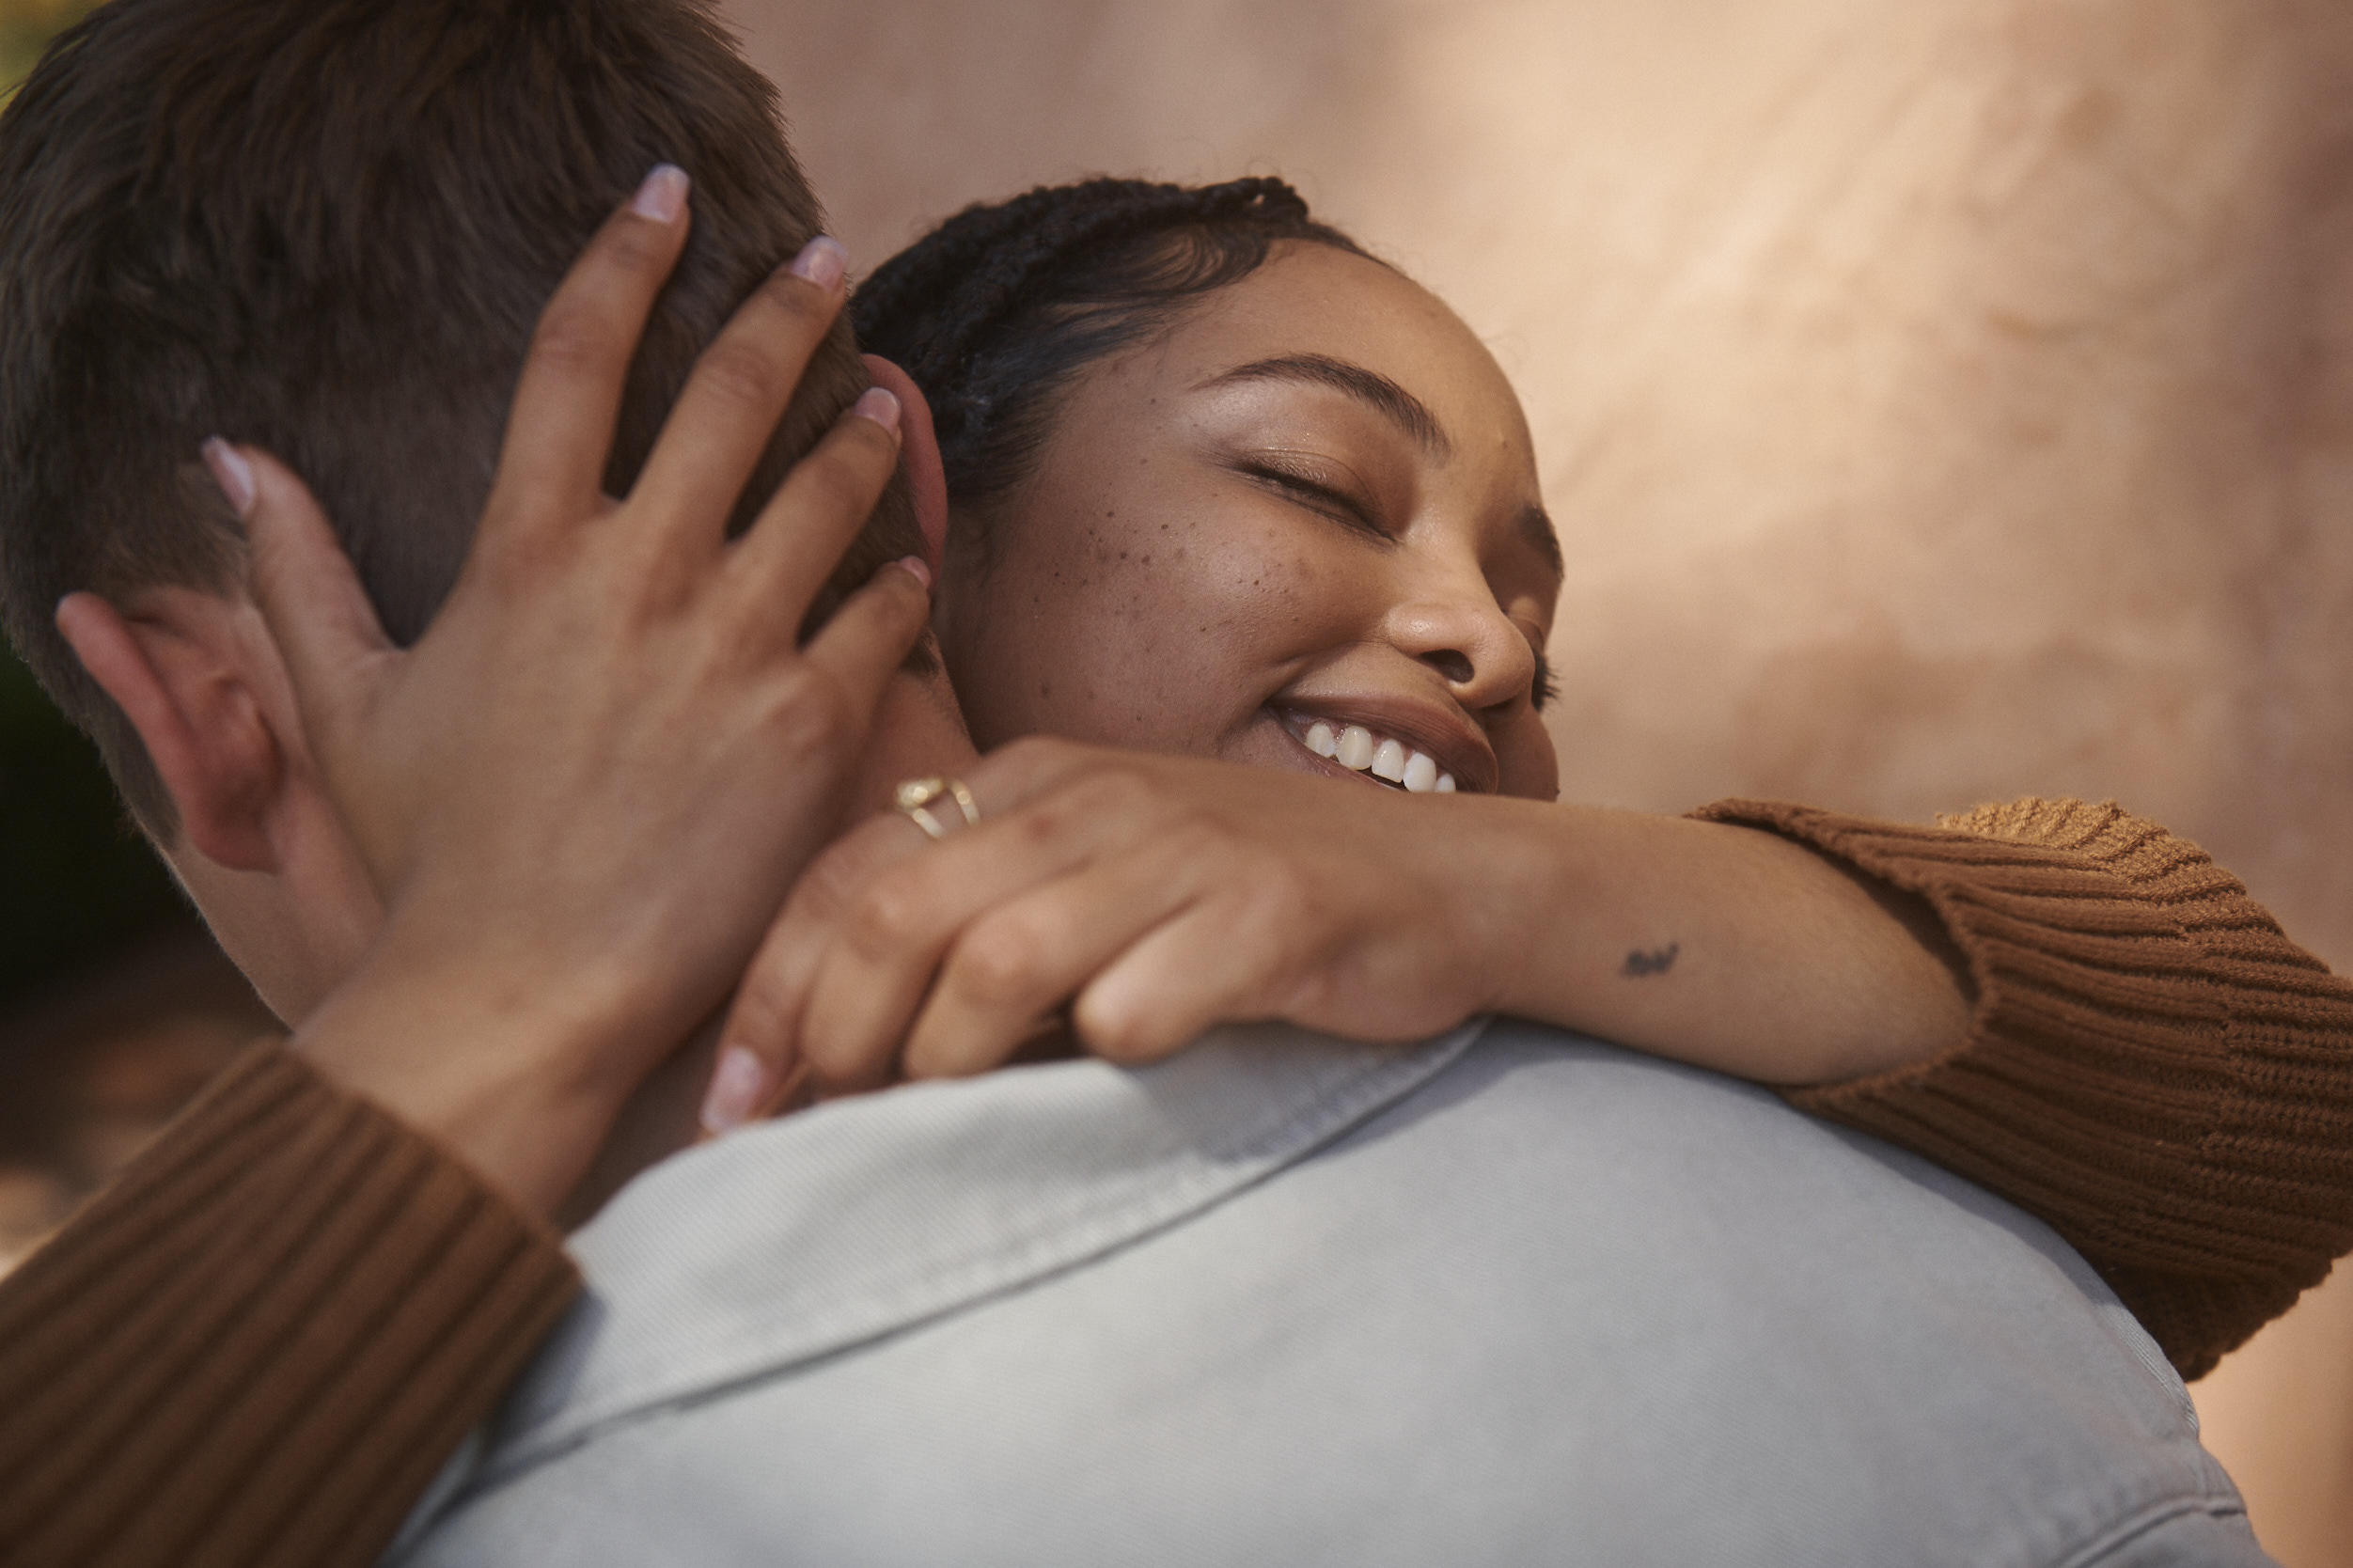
<box><xmin>0</xmin><ymin>0</ymin><xmax>922</xmax><ymax>839</ymax></box>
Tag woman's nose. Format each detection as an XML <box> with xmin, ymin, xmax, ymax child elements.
<box><xmin>1387</xmin><ymin>585</ymin><xmax>1539</xmax><ymax>714</ymax></box>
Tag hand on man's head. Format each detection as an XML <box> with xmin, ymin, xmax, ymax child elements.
<box><xmin>207</xmin><ymin>168</ymin><xmax>931</xmax><ymax>1215</ymax></box>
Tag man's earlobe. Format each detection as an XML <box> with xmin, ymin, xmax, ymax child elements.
<box><xmin>55</xmin><ymin>589</ymin><xmax>285</xmax><ymax>870</ymax></box>
<box><xmin>862</xmin><ymin>353</ymin><xmax>948</xmax><ymax>573</ymax></box>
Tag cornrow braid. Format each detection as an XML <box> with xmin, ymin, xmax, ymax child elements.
<box><xmin>852</xmin><ymin>176</ymin><xmax>1370</xmax><ymax>547</ymax></box>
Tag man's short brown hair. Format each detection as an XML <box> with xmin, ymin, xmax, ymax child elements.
<box><xmin>0</xmin><ymin>0</ymin><xmax>918</xmax><ymax>834</ymax></box>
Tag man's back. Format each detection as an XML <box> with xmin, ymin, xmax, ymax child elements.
<box><xmin>395</xmin><ymin>1021</ymin><xmax>2266</xmax><ymax>1567</ymax></box>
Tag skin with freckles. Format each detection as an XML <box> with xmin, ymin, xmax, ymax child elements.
<box><xmin>934</xmin><ymin>242</ymin><xmax>1563</xmax><ymax>805</ymax></box>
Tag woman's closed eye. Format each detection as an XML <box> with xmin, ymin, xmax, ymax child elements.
<box><xmin>1233</xmin><ymin>456</ymin><xmax>1389</xmax><ymax>541</ymax></box>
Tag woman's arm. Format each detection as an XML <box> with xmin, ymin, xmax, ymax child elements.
<box><xmin>1464</xmin><ymin>797</ymin><xmax>1978</xmax><ymax>1087</ymax></box>
<box><xmin>722</xmin><ymin>742</ymin><xmax>2353</xmax><ymax>1375</ymax></box>
<box><xmin>716</xmin><ymin>741</ymin><xmax>1982</xmax><ymax>1093</ymax></box>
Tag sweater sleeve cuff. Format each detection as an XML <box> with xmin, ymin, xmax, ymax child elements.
<box><xmin>0</xmin><ymin>1038</ymin><xmax>582</xmax><ymax>1568</ymax></box>
<box><xmin>1693</xmin><ymin>796</ymin><xmax>2353</xmax><ymax>1379</ymax></box>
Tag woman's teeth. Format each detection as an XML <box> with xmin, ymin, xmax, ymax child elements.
<box><xmin>1302</xmin><ymin>721</ymin><xmax>1457</xmax><ymax>793</ymax></box>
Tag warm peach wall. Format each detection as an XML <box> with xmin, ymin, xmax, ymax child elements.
<box><xmin>721</xmin><ymin>1</ymin><xmax>2353</xmax><ymax>1560</ymax></box>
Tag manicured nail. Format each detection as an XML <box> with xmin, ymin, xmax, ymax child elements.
<box><xmin>789</xmin><ymin>235</ymin><xmax>848</xmax><ymax>291</ymax></box>
<box><xmin>895</xmin><ymin>555</ymin><xmax>932</xmax><ymax>589</ymax></box>
<box><xmin>851</xmin><ymin>385</ymin><xmax>902</xmax><ymax>433</ymax></box>
<box><xmin>630</xmin><ymin>164</ymin><xmax>689</xmax><ymax>224</ymax></box>
<box><xmin>201</xmin><ymin>438</ymin><xmax>255</xmax><ymax>518</ymax></box>
<box><xmin>700</xmin><ymin>1045</ymin><xmax>770</xmax><ymax>1136</ymax></box>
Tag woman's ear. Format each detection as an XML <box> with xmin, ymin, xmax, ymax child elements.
<box><xmin>862</xmin><ymin>353</ymin><xmax>948</xmax><ymax>573</ymax></box>
<box><xmin>55</xmin><ymin>588</ymin><xmax>288</xmax><ymax>871</ymax></box>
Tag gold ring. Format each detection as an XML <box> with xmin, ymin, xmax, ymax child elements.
<box><xmin>893</xmin><ymin>776</ymin><xmax>980</xmax><ymax>841</ymax></box>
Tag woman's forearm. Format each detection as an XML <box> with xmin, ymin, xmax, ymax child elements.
<box><xmin>1473</xmin><ymin>800</ymin><xmax>1975</xmax><ymax>1086</ymax></box>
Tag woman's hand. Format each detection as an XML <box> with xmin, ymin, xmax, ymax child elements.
<box><xmin>226</xmin><ymin>170</ymin><xmax>932</xmax><ymax>1213</ymax></box>
<box><xmin>707</xmin><ymin>736</ymin><xmax>1545</xmax><ymax>1120</ymax></box>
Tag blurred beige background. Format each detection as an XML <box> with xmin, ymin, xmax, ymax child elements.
<box><xmin>720</xmin><ymin>0</ymin><xmax>2353</xmax><ymax>1560</ymax></box>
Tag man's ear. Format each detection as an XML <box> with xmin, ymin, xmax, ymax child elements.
<box><xmin>862</xmin><ymin>353</ymin><xmax>948</xmax><ymax>573</ymax></box>
<box><xmin>55</xmin><ymin>588</ymin><xmax>289</xmax><ymax>871</ymax></box>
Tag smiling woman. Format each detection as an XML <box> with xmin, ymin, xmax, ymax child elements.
<box><xmin>859</xmin><ymin>179</ymin><xmax>1561</xmax><ymax>801</ymax></box>
<box><xmin>951</xmin><ymin>247</ymin><xmax>1559</xmax><ymax>799</ymax></box>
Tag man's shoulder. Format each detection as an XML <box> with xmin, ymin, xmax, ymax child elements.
<box><xmin>400</xmin><ymin>1020</ymin><xmax>2265</xmax><ymax>1568</ymax></box>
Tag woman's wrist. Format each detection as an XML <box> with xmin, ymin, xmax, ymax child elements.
<box><xmin>289</xmin><ymin>911</ymin><xmax>668</xmax><ymax>1219</ymax></box>
<box><xmin>1474</xmin><ymin>799</ymin><xmax>1653</xmax><ymax>1036</ymax></box>
<box><xmin>1430</xmin><ymin>795</ymin><xmax>1566</xmax><ymax>1018</ymax></box>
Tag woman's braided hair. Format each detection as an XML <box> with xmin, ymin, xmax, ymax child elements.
<box><xmin>852</xmin><ymin>176</ymin><xmax>1371</xmax><ymax>553</ymax></box>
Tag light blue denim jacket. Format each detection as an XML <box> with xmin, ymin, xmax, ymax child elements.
<box><xmin>391</xmin><ymin>1019</ymin><xmax>2270</xmax><ymax>1567</ymax></box>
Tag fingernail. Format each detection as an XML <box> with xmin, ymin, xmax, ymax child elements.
<box><xmin>895</xmin><ymin>555</ymin><xmax>933</xmax><ymax>589</ymax></box>
<box><xmin>851</xmin><ymin>385</ymin><xmax>902</xmax><ymax>433</ymax></box>
<box><xmin>631</xmin><ymin>164</ymin><xmax>689</xmax><ymax>224</ymax></box>
<box><xmin>700</xmin><ymin>1045</ymin><xmax>771</xmax><ymax>1136</ymax></box>
<box><xmin>201</xmin><ymin>438</ymin><xmax>255</xmax><ymax>518</ymax></box>
<box><xmin>789</xmin><ymin>234</ymin><xmax>848</xmax><ymax>290</ymax></box>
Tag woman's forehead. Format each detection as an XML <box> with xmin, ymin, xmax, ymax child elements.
<box><xmin>1148</xmin><ymin>244</ymin><xmax>1538</xmax><ymax>462</ymax></box>
<box><xmin>1167</xmin><ymin>246</ymin><xmax>1533</xmax><ymax>440</ymax></box>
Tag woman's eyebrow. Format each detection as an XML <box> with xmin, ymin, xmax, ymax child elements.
<box><xmin>1196</xmin><ymin>353</ymin><xmax>1453</xmax><ymax>462</ymax></box>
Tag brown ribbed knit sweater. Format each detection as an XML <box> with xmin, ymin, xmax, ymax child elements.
<box><xmin>4</xmin><ymin>798</ymin><xmax>2349</xmax><ymax>1568</ymax></box>
<box><xmin>0</xmin><ymin>1043</ymin><xmax>577</xmax><ymax>1568</ymax></box>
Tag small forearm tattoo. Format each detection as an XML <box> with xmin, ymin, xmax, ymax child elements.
<box><xmin>1623</xmin><ymin>942</ymin><xmax>1681</xmax><ymax>979</ymax></box>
